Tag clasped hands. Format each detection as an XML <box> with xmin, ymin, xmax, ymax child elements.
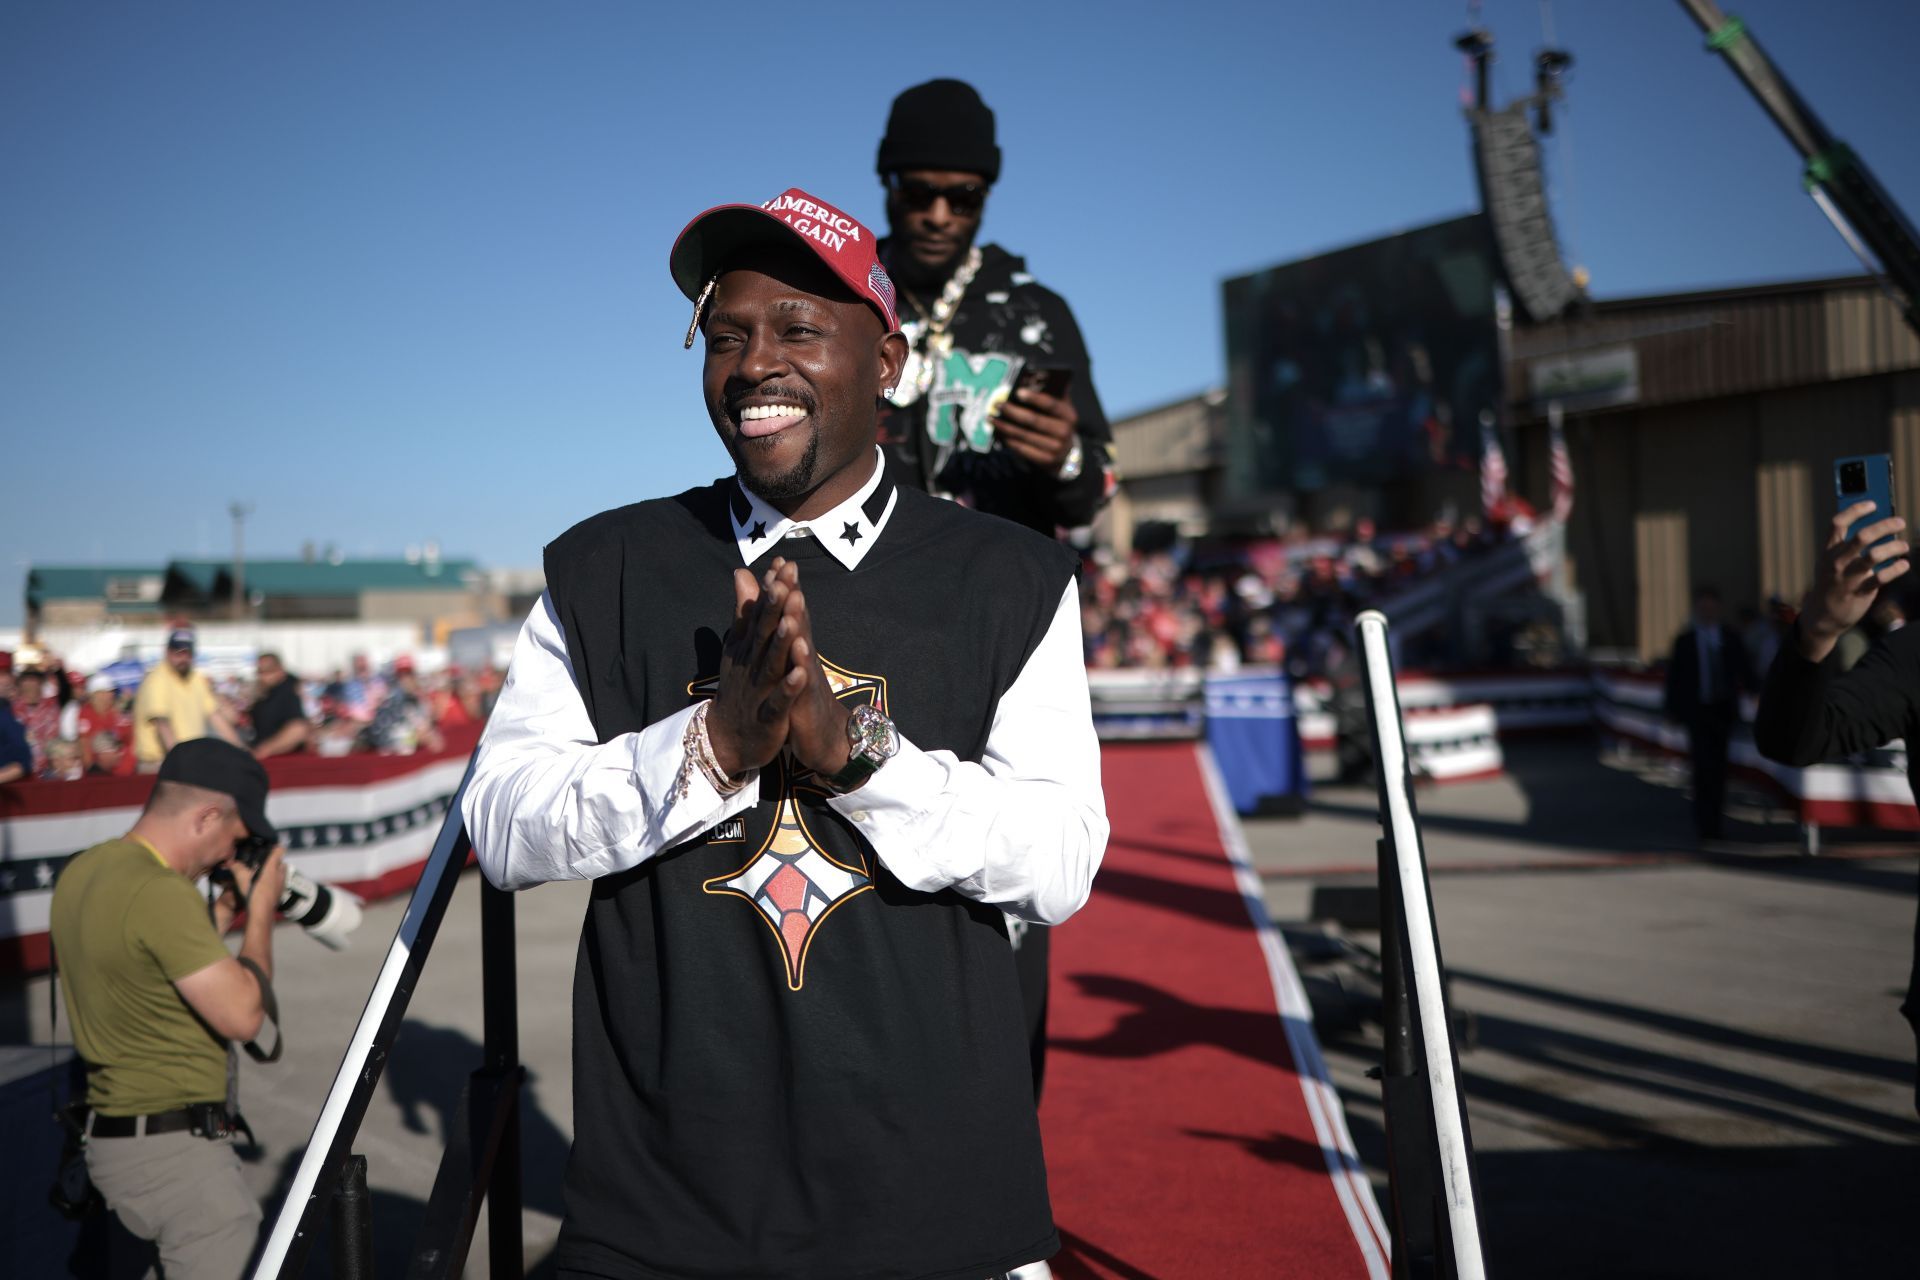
<box><xmin>706</xmin><ymin>558</ymin><xmax>853</xmax><ymax>782</ymax></box>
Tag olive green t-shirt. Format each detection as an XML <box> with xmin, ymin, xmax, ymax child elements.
<box><xmin>50</xmin><ymin>838</ymin><xmax>232</xmax><ymax>1115</ymax></box>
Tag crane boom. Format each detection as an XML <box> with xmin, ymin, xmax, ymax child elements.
<box><xmin>1677</xmin><ymin>0</ymin><xmax>1920</xmax><ymax>335</ymax></box>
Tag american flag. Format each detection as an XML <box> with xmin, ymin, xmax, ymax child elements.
<box><xmin>1479</xmin><ymin>410</ymin><xmax>1508</xmax><ymax>517</ymax></box>
<box><xmin>1548</xmin><ymin>402</ymin><xmax>1575</xmax><ymax>522</ymax></box>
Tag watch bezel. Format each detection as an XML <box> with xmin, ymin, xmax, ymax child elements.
<box><xmin>824</xmin><ymin>705</ymin><xmax>899</xmax><ymax>793</ymax></box>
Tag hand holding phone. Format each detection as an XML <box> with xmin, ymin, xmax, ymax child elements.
<box><xmin>1797</xmin><ymin>454</ymin><xmax>1911</xmax><ymax>661</ymax></box>
<box><xmin>994</xmin><ymin>365</ymin><xmax>1079</xmax><ymax>470</ymax></box>
<box><xmin>1014</xmin><ymin>366</ymin><xmax>1074</xmax><ymax>400</ymax></box>
<box><xmin>1836</xmin><ymin>454</ymin><xmax>1898</xmax><ymax>550</ymax></box>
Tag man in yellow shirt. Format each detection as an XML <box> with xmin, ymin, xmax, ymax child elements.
<box><xmin>51</xmin><ymin>738</ymin><xmax>285</xmax><ymax>1280</ymax></box>
<box><xmin>134</xmin><ymin>629</ymin><xmax>239</xmax><ymax>768</ymax></box>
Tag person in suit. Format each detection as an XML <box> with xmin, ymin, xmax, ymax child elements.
<box><xmin>1665</xmin><ymin>586</ymin><xmax>1752</xmax><ymax>843</ymax></box>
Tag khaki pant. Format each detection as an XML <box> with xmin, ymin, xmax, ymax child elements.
<box><xmin>85</xmin><ymin>1128</ymin><xmax>261</xmax><ymax>1280</ymax></box>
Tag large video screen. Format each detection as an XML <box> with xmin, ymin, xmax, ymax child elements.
<box><xmin>1223</xmin><ymin>214</ymin><xmax>1502</xmax><ymax>496</ymax></box>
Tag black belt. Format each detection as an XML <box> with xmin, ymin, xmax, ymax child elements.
<box><xmin>85</xmin><ymin>1107</ymin><xmax>203</xmax><ymax>1138</ymax></box>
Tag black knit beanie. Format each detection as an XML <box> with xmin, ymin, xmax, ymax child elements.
<box><xmin>876</xmin><ymin>79</ymin><xmax>1001</xmax><ymax>184</ymax></box>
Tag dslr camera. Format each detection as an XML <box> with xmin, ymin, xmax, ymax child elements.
<box><xmin>229</xmin><ymin>834</ymin><xmax>364</xmax><ymax>951</ymax></box>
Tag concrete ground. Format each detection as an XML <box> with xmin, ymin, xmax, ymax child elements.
<box><xmin>1250</xmin><ymin>738</ymin><xmax>1920</xmax><ymax>1279</ymax></box>
<box><xmin>9</xmin><ymin>735</ymin><xmax>1917</xmax><ymax>1277</ymax></box>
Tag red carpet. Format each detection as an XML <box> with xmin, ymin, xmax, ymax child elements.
<box><xmin>1041</xmin><ymin>741</ymin><xmax>1388</xmax><ymax>1279</ymax></box>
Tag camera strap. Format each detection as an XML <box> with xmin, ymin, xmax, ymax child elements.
<box><xmin>236</xmin><ymin>956</ymin><xmax>283</xmax><ymax>1064</ymax></box>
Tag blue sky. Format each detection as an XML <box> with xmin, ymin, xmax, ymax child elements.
<box><xmin>4</xmin><ymin>1</ymin><xmax>1917</xmax><ymax>627</ymax></box>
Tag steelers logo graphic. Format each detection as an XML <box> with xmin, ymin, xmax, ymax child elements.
<box><xmin>691</xmin><ymin>659</ymin><xmax>889</xmax><ymax>990</ymax></box>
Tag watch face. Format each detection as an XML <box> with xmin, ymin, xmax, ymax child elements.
<box><xmin>849</xmin><ymin>706</ymin><xmax>899</xmax><ymax>763</ymax></box>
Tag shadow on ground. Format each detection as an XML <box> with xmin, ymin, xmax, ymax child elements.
<box><xmin>259</xmin><ymin>1019</ymin><xmax>571</xmax><ymax>1278</ymax></box>
<box><xmin>1315</xmin><ymin>964</ymin><xmax>1919</xmax><ymax>1278</ymax></box>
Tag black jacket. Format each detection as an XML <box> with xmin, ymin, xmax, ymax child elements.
<box><xmin>876</xmin><ymin>242</ymin><xmax>1113</xmax><ymax>537</ymax></box>
<box><xmin>1753</xmin><ymin>621</ymin><xmax>1917</xmax><ymax>774</ymax></box>
<box><xmin>1664</xmin><ymin>624</ymin><xmax>1751</xmax><ymax>720</ymax></box>
<box><xmin>1753</xmin><ymin>622</ymin><xmax>1920</xmax><ymax>1066</ymax></box>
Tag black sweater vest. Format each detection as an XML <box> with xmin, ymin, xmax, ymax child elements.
<box><xmin>541</xmin><ymin>479</ymin><xmax>1076</xmax><ymax>1280</ymax></box>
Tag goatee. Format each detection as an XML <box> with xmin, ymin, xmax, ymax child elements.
<box><xmin>732</xmin><ymin>429</ymin><xmax>822</xmax><ymax>502</ymax></box>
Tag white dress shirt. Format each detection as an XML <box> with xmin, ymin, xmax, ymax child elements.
<box><xmin>462</xmin><ymin>456</ymin><xmax>1108</xmax><ymax>925</ymax></box>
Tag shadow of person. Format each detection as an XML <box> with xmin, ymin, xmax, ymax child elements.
<box><xmin>1183</xmin><ymin>1126</ymin><xmax>1349</xmax><ymax>1174</ymax></box>
<box><xmin>1050</xmin><ymin>1225</ymin><xmax>1162</xmax><ymax>1279</ymax></box>
<box><xmin>1083</xmin><ymin>862</ymin><xmax>1262</xmax><ymax>931</ymax></box>
<box><xmin>1048</xmin><ymin>972</ymin><xmax>1294</xmax><ymax>1071</ymax></box>
<box><xmin>379</xmin><ymin>1019</ymin><xmax>572</xmax><ymax>1219</ymax></box>
<box><xmin>254</xmin><ymin>1018</ymin><xmax>575</xmax><ymax>1274</ymax></box>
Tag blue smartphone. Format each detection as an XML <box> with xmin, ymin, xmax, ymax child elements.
<box><xmin>1835</xmin><ymin>453</ymin><xmax>1897</xmax><ymax>550</ymax></box>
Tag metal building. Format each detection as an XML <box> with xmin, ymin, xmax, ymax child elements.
<box><xmin>1505</xmin><ymin>273</ymin><xmax>1920</xmax><ymax>658</ymax></box>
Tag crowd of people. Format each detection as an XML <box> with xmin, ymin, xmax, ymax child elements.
<box><xmin>0</xmin><ymin>513</ymin><xmax>1541</xmax><ymax>787</ymax></box>
<box><xmin>0</xmin><ymin>628</ymin><xmax>500</xmax><ymax>784</ymax></box>
<box><xmin>1079</xmin><ymin>513</ymin><xmax>1519</xmax><ymax>675</ymax></box>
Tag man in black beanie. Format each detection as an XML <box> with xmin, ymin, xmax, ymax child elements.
<box><xmin>875</xmin><ymin>79</ymin><xmax>1113</xmax><ymax>1112</ymax></box>
<box><xmin>874</xmin><ymin>78</ymin><xmax>1116</xmax><ymax>542</ymax></box>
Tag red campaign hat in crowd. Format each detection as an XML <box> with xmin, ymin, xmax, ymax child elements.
<box><xmin>0</xmin><ymin>652</ymin><xmax>11</xmax><ymax>673</ymax></box>
<box><xmin>392</xmin><ymin>655</ymin><xmax>416</xmax><ymax>675</ymax></box>
<box><xmin>669</xmin><ymin>187</ymin><xmax>899</xmax><ymax>348</ymax></box>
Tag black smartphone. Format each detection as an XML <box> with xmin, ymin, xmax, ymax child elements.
<box><xmin>1015</xmin><ymin>365</ymin><xmax>1074</xmax><ymax>400</ymax></box>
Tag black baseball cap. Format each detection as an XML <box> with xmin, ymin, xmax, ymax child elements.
<box><xmin>166</xmin><ymin>628</ymin><xmax>196</xmax><ymax>652</ymax></box>
<box><xmin>157</xmin><ymin>738</ymin><xmax>276</xmax><ymax>844</ymax></box>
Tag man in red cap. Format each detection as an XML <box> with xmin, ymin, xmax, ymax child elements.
<box><xmin>465</xmin><ymin>186</ymin><xmax>1106</xmax><ymax>1279</ymax></box>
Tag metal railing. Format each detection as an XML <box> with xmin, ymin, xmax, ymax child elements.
<box><xmin>1354</xmin><ymin>610</ymin><xmax>1489</xmax><ymax>1280</ymax></box>
<box><xmin>251</xmin><ymin>761</ymin><xmax>526</xmax><ymax>1279</ymax></box>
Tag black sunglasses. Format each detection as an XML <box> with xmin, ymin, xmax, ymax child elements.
<box><xmin>888</xmin><ymin>177</ymin><xmax>988</xmax><ymax>217</ymax></box>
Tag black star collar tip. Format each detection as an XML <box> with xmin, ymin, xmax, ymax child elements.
<box><xmin>748</xmin><ymin>520</ymin><xmax>768</xmax><ymax>542</ymax></box>
<box><xmin>840</xmin><ymin>522</ymin><xmax>864</xmax><ymax>545</ymax></box>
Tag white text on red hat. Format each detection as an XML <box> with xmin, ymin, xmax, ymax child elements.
<box><xmin>762</xmin><ymin>193</ymin><xmax>864</xmax><ymax>251</ymax></box>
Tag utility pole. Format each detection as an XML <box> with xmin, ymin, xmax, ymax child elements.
<box><xmin>230</xmin><ymin>501</ymin><xmax>254</xmax><ymax>620</ymax></box>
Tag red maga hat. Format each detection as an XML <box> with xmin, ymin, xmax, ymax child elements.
<box><xmin>670</xmin><ymin>187</ymin><xmax>898</xmax><ymax>347</ymax></box>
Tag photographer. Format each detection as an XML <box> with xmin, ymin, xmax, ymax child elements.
<box><xmin>1752</xmin><ymin>498</ymin><xmax>1917</xmax><ymax>1112</ymax></box>
<box><xmin>49</xmin><ymin>739</ymin><xmax>286</xmax><ymax>1279</ymax></box>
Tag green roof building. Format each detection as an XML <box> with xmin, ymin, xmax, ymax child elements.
<box><xmin>27</xmin><ymin>553</ymin><xmax>510</xmax><ymax>639</ymax></box>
